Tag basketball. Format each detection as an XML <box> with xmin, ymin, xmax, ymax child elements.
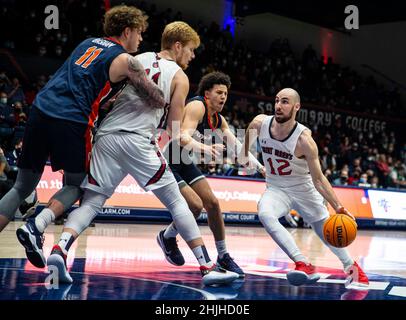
<box><xmin>323</xmin><ymin>214</ymin><xmax>358</xmax><ymax>248</ymax></box>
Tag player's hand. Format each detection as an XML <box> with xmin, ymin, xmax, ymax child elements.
<box><xmin>236</xmin><ymin>151</ymin><xmax>250</xmax><ymax>167</ymax></box>
<box><xmin>336</xmin><ymin>206</ymin><xmax>356</xmax><ymax>221</ymax></box>
<box><xmin>210</xmin><ymin>144</ymin><xmax>225</xmax><ymax>158</ymax></box>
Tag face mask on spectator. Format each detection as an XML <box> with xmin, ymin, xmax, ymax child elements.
<box><xmin>359</xmin><ymin>177</ymin><xmax>367</xmax><ymax>183</ymax></box>
<box><xmin>0</xmin><ymin>98</ymin><xmax>6</xmax><ymax>104</ymax></box>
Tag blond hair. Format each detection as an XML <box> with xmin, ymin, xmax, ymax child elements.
<box><xmin>161</xmin><ymin>21</ymin><xmax>200</xmax><ymax>50</ymax></box>
<box><xmin>104</xmin><ymin>5</ymin><xmax>148</xmax><ymax>37</ymax></box>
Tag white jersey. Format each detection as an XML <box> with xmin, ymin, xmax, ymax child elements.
<box><xmin>259</xmin><ymin>116</ymin><xmax>312</xmax><ymax>188</ymax></box>
<box><xmin>96</xmin><ymin>52</ymin><xmax>180</xmax><ymax>139</ymax></box>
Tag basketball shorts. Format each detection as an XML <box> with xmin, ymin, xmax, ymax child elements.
<box><xmin>169</xmin><ymin>161</ymin><xmax>205</xmax><ymax>188</ymax></box>
<box><xmin>18</xmin><ymin>107</ymin><xmax>91</xmax><ymax>173</ymax></box>
<box><xmin>82</xmin><ymin>132</ymin><xmax>175</xmax><ymax>197</ymax></box>
<box><xmin>258</xmin><ymin>182</ymin><xmax>329</xmax><ymax>224</ymax></box>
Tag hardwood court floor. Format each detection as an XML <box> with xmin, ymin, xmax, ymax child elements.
<box><xmin>1</xmin><ymin>221</ymin><xmax>406</xmax><ymax>300</ymax></box>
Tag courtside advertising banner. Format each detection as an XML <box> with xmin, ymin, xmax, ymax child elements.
<box><xmin>36</xmin><ymin>166</ymin><xmax>406</xmax><ymax>224</ymax></box>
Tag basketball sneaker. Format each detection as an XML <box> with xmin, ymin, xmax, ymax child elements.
<box><xmin>287</xmin><ymin>261</ymin><xmax>320</xmax><ymax>286</ymax></box>
<box><xmin>16</xmin><ymin>219</ymin><xmax>46</xmax><ymax>268</ymax></box>
<box><xmin>217</xmin><ymin>253</ymin><xmax>245</xmax><ymax>278</ymax></box>
<box><xmin>200</xmin><ymin>264</ymin><xmax>239</xmax><ymax>286</ymax></box>
<box><xmin>47</xmin><ymin>245</ymin><xmax>73</xmax><ymax>284</ymax></box>
<box><xmin>156</xmin><ymin>230</ymin><xmax>185</xmax><ymax>266</ymax></box>
<box><xmin>344</xmin><ymin>261</ymin><xmax>369</xmax><ymax>290</ymax></box>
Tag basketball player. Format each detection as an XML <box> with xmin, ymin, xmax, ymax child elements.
<box><xmin>11</xmin><ymin>5</ymin><xmax>165</xmax><ymax>268</ymax></box>
<box><xmin>157</xmin><ymin>71</ymin><xmax>265</xmax><ymax>278</ymax></box>
<box><xmin>240</xmin><ymin>88</ymin><xmax>369</xmax><ymax>289</ymax></box>
<box><xmin>46</xmin><ymin>22</ymin><xmax>239</xmax><ymax>286</ymax></box>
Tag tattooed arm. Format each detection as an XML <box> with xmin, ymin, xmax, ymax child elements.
<box><xmin>108</xmin><ymin>53</ymin><xmax>166</xmax><ymax>108</ymax></box>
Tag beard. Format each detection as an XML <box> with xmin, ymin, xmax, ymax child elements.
<box><xmin>275</xmin><ymin>107</ymin><xmax>294</xmax><ymax>123</ymax></box>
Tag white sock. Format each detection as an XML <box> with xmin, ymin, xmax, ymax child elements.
<box><xmin>215</xmin><ymin>240</ymin><xmax>228</xmax><ymax>258</ymax></box>
<box><xmin>292</xmin><ymin>254</ymin><xmax>309</xmax><ymax>264</ymax></box>
<box><xmin>34</xmin><ymin>208</ymin><xmax>55</xmax><ymax>233</ymax></box>
<box><xmin>163</xmin><ymin>223</ymin><xmax>178</xmax><ymax>238</ymax></box>
<box><xmin>58</xmin><ymin>232</ymin><xmax>75</xmax><ymax>254</ymax></box>
<box><xmin>192</xmin><ymin>245</ymin><xmax>213</xmax><ymax>268</ymax></box>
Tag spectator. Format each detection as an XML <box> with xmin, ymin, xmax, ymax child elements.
<box><xmin>357</xmin><ymin>173</ymin><xmax>371</xmax><ymax>188</ymax></box>
<box><xmin>320</xmin><ymin>146</ymin><xmax>337</xmax><ymax>172</ymax></box>
<box><xmin>0</xmin><ymin>92</ymin><xmax>15</xmax><ymax>144</ymax></box>
<box><xmin>0</xmin><ymin>147</ymin><xmax>13</xmax><ymax>199</ymax></box>
<box><xmin>370</xmin><ymin>176</ymin><xmax>380</xmax><ymax>188</ymax></box>
<box><xmin>6</xmin><ymin>78</ymin><xmax>25</xmax><ymax>104</ymax></box>
<box><xmin>332</xmin><ymin>169</ymin><xmax>349</xmax><ymax>186</ymax></box>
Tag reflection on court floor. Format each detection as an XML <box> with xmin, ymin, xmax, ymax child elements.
<box><xmin>1</xmin><ymin>222</ymin><xmax>406</xmax><ymax>300</ymax></box>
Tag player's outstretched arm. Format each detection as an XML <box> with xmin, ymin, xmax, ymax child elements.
<box><xmin>299</xmin><ymin>130</ymin><xmax>355</xmax><ymax>220</ymax></box>
<box><xmin>221</xmin><ymin>116</ymin><xmax>265</xmax><ymax>176</ymax></box>
<box><xmin>178</xmin><ymin>99</ymin><xmax>224</xmax><ymax>157</ymax></box>
<box><xmin>238</xmin><ymin>115</ymin><xmax>266</xmax><ymax>170</ymax></box>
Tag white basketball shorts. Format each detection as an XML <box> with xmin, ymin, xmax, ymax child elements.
<box><xmin>82</xmin><ymin>132</ymin><xmax>176</xmax><ymax>197</ymax></box>
<box><xmin>258</xmin><ymin>181</ymin><xmax>329</xmax><ymax>224</ymax></box>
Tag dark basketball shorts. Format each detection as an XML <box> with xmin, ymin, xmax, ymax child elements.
<box><xmin>18</xmin><ymin>107</ymin><xmax>91</xmax><ymax>173</ymax></box>
<box><xmin>169</xmin><ymin>161</ymin><xmax>205</xmax><ymax>188</ymax></box>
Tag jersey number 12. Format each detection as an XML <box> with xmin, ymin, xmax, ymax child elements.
<box><xmin>267</xmin><ymin>158</ymin><xmax>292</xmax><ymax>176</ymax></box>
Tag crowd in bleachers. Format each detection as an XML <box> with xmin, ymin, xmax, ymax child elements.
<box><xmin>0</xmin><ymin>0</ymin><xmax>405</xmax><ymax>190</ymax></box>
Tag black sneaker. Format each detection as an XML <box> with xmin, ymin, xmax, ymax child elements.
<box><xmin>217</xmin><ymin>253</ymin><xmax>245</xmax><ymax>278</ymax></box>
<box><xmin>16</xmin><ymin>219</ymin><xmax>46</xmax><ymax>268</ymax></box>
<box><xmin>156</xmin><ymin>230</ymin><xmax>185</xmax><ymax>266</ymax></box>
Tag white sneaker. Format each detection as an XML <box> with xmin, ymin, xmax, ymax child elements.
<box><xmin>47</xmin><ymin>245</ymin><xmax>73</xmax><ymax>284</ymax></box>
<box><xmin>200</xmin><ymin>264</ymin><xmax>239</xmax><ymax>286</ymax></box>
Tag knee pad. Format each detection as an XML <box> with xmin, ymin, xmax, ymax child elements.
<box><xmin>0</xmin><ymin>169</ymin><xmax>41</xmax><ymax>220</ymax></box>
<box><xmin>64</xmin><ymin>190</ymin><xmax>107</xmax><ymax>235</ymax></box>
<box><xmin>169</xmin><ymin>197</ymin><xmax>201</xmax><ymax>242</ymax></box>
<box><xmin>51</xmin><ymin>185</ymin><xmax>83</xmax><ymax>209</ymax></box>
<box><xmin>13</xmin><ymin>169</ymin><xmax>42</xmax><ymax>199</ymax></box>
<box><xmin>51</xmin><ymin>172</ymin><xmax>87</xmax><ymax>210</ymax></box>
<box><xmin>153</xmin><ymin>182</ymin><xmax>201</xmax><ymax>242</ymax></box>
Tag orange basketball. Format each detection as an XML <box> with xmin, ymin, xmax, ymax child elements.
<box><xmin>323</xmin><ymin>214</ymin><xmax>358</xmax><ymax>248</ymax></box>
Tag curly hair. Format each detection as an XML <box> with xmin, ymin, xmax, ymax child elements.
<box><xmin>104</xmin><ymin>5</ymin><xmax>148</xmax><ymax>37</ymax></box>
<box><xmin>197</xmin><ymin>71</ymin><xmax>231</xmax><ymax>96</ymax></box>
<box><xmin>161</xmin><ymin>21</ymin><xmax>200</xmax><ymax>50</ymax></box>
